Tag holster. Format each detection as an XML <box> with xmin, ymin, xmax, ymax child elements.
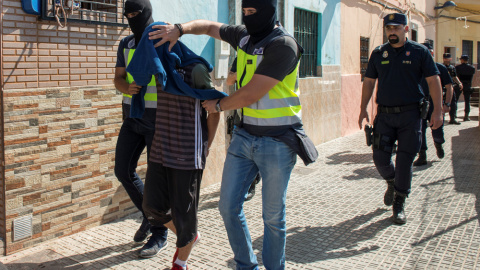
<box><xmin>420</xmin><ymin>98</ymin><xmax>430</xmax><ymax>120</ymax></box>
<box><xmin>365</xmin><ymin>124</ymin><xmax>373</xmax><ymax>146</ymax></box>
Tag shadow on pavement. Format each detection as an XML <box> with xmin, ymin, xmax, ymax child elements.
<box><xmin>326</xmin><ymin>151</ymin><xmax>383</xmax><ymax>181</ymax></box>
<box><xmin>231</xmin><ymin>208</ymin><xmax>390</xmax><ymax>267</ymax></box>
<box><xmin>451</xmin><ymin>127</ymin><xmax>480</xmax><ymax>226</ymax></box>
<box><xmin>326</xmin><ymin>151</ymin><xmax>372</xmax><ymax>165</ymax></box>
<box><xmin>6</xmin><ymin>242</ymin><xmax>144</xmax><ymax>270</ymax></box>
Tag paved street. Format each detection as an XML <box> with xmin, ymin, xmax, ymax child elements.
<box><xmin>1</xmin><ymin>104</ymin><xmax>479</xmax><ymax>270</ymax></box>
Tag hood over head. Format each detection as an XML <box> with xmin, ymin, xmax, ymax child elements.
<box><xmin>242</xmin><ymin>0</ymin><xmax>277</xmax><ymax>44</ymax></box>
<box><xmin>124</xmin><ymin>0</ymin><xmax>154</xmax><ymax>45</ymax></box>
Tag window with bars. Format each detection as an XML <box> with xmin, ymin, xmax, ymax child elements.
<box><xmin>41</xmin><ymin>0</ymin><xmax>128</xmax><ymax>27</ymax></box>
<box><xmin>360</xmin><ymin>37</ymin><xmax>369</xmax><ymax>81</ymax></box>
<box><xmin>462</xmin><ymin>40</ymin><xmax>473</xmax><ymax>64</ymax></box>
<box><xmin>294</xmin><ymin>8</ymin><xmax>319</xmax><ymax>78</ymax></box>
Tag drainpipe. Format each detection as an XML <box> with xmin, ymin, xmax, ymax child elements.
<box><xmin>0</xmin><ymin>0</ymin><xmax>6</xmax><ymax>255</ymax></box>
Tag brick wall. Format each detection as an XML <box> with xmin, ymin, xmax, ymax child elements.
<box><xmin>3</xmin><ymin>86</ymin><xmax>129</xmax><ymax>254</ymax></box>
<box><xmin>1</xmin><ymin>1</ymin><xmax>230</xmax><ymax>254</ymax></box>
<box><xmin>2</xmin><ymin>2</ymin><xmax>127</xmax><ymax>90</ymax></box>
<box><xmin>1</xmin><ymin>1</ymin><xmax>139</xmax><ymax>254</ymax></box>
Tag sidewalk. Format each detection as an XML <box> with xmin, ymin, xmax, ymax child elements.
<box><xmin>1</xmin><ymin>104</ymin><xmax>479</xmax><ymax>270</ymax></box>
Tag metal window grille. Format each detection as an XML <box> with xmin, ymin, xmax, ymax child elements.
<box><xmin>41</xmin><ymin>0</ymin><xmax>128</xmax><ymax>27</ymax></box>
<box><xmin>360</xmin><ymin>37</ymin><xmax>370</xmax><ymax>81</ymax></box>
<box><xmin>294</xmin><ymin>8</ymin><xmax>318</xmax><ymax>78</ymax></box>
<box><xmin>462</xmin><ymin>40</ymin><xmax>473</xmax><ymax>64</ymax></box>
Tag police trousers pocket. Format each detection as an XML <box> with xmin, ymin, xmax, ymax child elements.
<box><xmin>295</xmin><ymin>131</ymin><xmax>319</xmax><ymax>166</ymax></box>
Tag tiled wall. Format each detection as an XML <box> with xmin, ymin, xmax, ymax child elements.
<box><xmin>3</xmin><ymin>86</ymin><xmax>126</xmax><ymax>254</ymax></box>
<box><xmin>299</xmin><ymin>65</ymin><xmax>342</xmax><ymax>146</ymax></box>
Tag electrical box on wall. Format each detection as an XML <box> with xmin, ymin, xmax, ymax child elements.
<box><xmin>214</xmin><ymin>39</ymin><xmax>231</xmax><ymax>79</ymax></box>
<box><xmin>21</xmin><ymin>0</ymin><xmax>41</xmax><ymax>15</ymax></box>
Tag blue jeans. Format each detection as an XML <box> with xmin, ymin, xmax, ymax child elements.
<box><xmin>114</xmin><ymin>118</ymin><xmax>168</xmax><ymax>237</ymax></box>
<box><xmin>219</xmin><ymin>128</ymin><xmax>296</xmax><ymax>270</ymax></box>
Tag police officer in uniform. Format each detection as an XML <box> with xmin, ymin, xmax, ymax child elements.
<box><xmin>113</xmin><ymin>0</ymin><xmax>168</xmax><ymax>258</ymax></box>
<box><xmin>443</xmin><ymin>53</ymin><xmax>463</xmax><ymax>124</ymax></box>
<box><xmin>455</xmin><ymin>55</ymin><xmax>477</xmax><ymax>121</ymax></box>
<box><xmin>359</xmin><ymin>13</ymin><xmax>443</xmax><ymax>224</ymax></box>
<box><xmin>148</xmin><ymin>0</ymin><xmax>318</xmax><ymax>268</ymax></box>
<box><xmin>413</xmin><ymin>43</ymin><xmax>453</xmax><ymax>166</ymax></box>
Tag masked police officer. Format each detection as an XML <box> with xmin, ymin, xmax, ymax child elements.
<box><xmin>443</xmin><ymin>53</ymin><xmax>463</xmax><ymax>125</ymax></box>
<box><xmin>359</xmin><ymin>13</ymin><xmax>443</xmax><ymax>224</ymax></box>
<box><xmin>455</xmin><ymin>55</ymin><xmax>477</xmax><ymax>121</ymax></box>
<box><xmin>113</xmin><ymin>0</ymin><xmax>169</xmax><ymax>258</ymax></box>
<box><xmin>413</xmin><ymin>43</ymin><xmax>453</xmax><ymax>166</ymax></box>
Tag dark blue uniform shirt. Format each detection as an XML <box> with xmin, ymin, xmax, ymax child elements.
<box><xmin>420</xmin><ymin>62</ymin><xmax>452</xmax><ymax>96</ymax></box>
<box><xmin>365</xmin><ymin>39</ymin><xmax>439</xmax><ymax>106</ymax></box>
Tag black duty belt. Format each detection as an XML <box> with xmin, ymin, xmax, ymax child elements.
<box><xmin>378</xmin><ymin>103</ymin><xmax>419</xmax><ymax>114</ymax></box>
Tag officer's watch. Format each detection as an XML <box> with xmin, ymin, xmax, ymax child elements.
<box><xmin>215</xmin><ymin>99</ymin><xmax>223</xmax><ymax>112</ymax></box>
<box><xmin>445</xmin><ymin>102</ymin><xmax>451</xmax><ymax>107</ymax></box>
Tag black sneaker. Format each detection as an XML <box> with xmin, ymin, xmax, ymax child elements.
<box><xmin>139</xmin><ymin>235</ymin><xmax>168</xmax><ymax>258</ymax></box>
<box><xmin>464</xmin><ymin>116</ymin><xmax>470</xmax><ymax>121</ymax></box>
<box><xmin>449</xmin><ymin>120</ymin><xmax>461</xmax><ymax>125</ymax></box>
<box><xmin>434</xmin><ymin>142</ymin><xmax>445</xmax><ymax>159</ymax></box>
<box><xmin>134</xmin><ymin>218</ymin><xmax>152</xmax><ymax>243</ymax></box>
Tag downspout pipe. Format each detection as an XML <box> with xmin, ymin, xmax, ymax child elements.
<box><xmin>0</xmin><ymin>0</ymin><xmax>6</xmax><ymax>255</ymax></box>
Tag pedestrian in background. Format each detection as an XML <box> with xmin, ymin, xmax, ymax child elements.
<box><xmin>455</xmin><ymin>55</ymin><xmax>477</xmax><ymax>121</ymax></box>
<box><xmin>442</xmin><ymin>53</ymin><xmax>463</xmax><ymax>125</ymax></box>
<box><xmin>413</xmin><ymin>43</ymin><xmax>453</xmax><ymax>166</ymax></box>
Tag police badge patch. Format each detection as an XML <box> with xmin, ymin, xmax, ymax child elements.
<box><xmin>383</xmin><ymin>51</ymin><xmax>388</xmax><ymax>58</ymax></box>
<box><xmin>406</xmin><ymin>51</ymin><xmax>411</xmax><ymax>56</ymax></box>
<box><xmin>389</xmin><ymin>14</ymin><xmax>395</xmax><ymax>20</ymax></box>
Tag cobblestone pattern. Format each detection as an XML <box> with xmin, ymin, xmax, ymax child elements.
<box><xmin>1</xmin><ymin>106</ymin><xmax>479</xmax><ymax>269</ymax></box>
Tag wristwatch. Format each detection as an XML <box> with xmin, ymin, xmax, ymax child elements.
<box><xmin>444</xmin><ymin>102</ymin><xmax>451</xmax><ymax>107</ymax></box>
<box><xmin>215</xmin><ymin>99</ymin><xmax>223</xmax><ymax>112</ymax></box>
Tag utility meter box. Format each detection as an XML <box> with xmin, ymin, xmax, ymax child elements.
<box><xmin>214</xmin><ymin>39</ymin><xmax>231</xmax><ymax>79</ymax></box>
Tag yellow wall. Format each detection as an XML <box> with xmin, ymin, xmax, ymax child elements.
<box><xmin>435</xmin><ymin>12</ymin><xmax>480</xmax><ymax>65</ymax></box>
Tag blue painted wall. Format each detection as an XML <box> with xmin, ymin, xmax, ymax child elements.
<box><xmin>151</xmin><ymin>0</ymin><xmax>229</xmax><ymax>65</ymax></box>
<box><xmin>285</xmin><ymin>0</ymin><xmax>341</xmax><ymax>66</ymax></box>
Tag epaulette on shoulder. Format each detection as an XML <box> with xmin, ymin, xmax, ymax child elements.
<box><xmin>373</xmin><ymin>45</ymin><xmax>383</xmax><ymax>53</ymax></box>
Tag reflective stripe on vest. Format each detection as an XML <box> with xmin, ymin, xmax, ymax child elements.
<box><xmin>123</xmin><ymin>48</ymin><xmax>157</xmax><ymax>108</ymax></box>
<box><xmin>237</xmin><ymin>48</ymin><xmax>302</xmax><ymax>127</ymax></box>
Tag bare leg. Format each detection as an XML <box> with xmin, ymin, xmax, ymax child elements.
<box><xmin>164</xmin><ymin>221</ymin><xmax>196</xmax><ymax>261</ymax></box>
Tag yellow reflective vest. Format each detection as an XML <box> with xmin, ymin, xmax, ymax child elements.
<box><xmin>236</xmin><ymin>27</ymin><xmax>302</xmax><ymax>134</ymax></box>
<box><xmin>123</xmin><ymin>47</ymin><xmax>157</xmax><ymax>108</ymax></box>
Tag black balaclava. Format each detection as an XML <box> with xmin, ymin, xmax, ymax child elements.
<box><xmin>242</xmin><ymin>0</ymin><xmax>277</xmax><ymax>44</ymax></box>
<box><xmin>124</xmin><ymin>0</ymin><xmax>154</xmax><ymax>45</ymax></box>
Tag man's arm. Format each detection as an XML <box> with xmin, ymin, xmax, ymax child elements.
<box><xmin>443</xmin><ymin>83</ymin><xmax>453</xmax><ymax>113</ymax></box>
<box><xmin>149</xmin><ymin>20</ymin><xmax>223</xmax><ymax>50</ymax></box>
<box><xmin>453</xmin><ymin>76</ymin><xmax>463</xmax><ymax>90</ymax></box>
<box><xmin>114</xmin><ymin>67</ymin><xmax>141</xmax><ymax>95</ymax></box>
<box><xmin>202</xmin><ymin>74</ymin><xmax>279</xmax><ymax>113</ymax></box>
<box><xmin>425</xmin><ymin>75</ymin><xmax>443</xmax><ymax>129</ymax></box>
<box><xmin>358</xmin><ymin>77</ymin><xmax>376</xmax><ymax>129</ymax></box>
<box><xmin>206</xmin><ymin>113</ymin><xmax>220</xmax><ymax>156</ymax></box>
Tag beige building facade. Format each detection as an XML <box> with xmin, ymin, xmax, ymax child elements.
<box><xmin>434</xmin><ymin>0</ymin><xmax>480</xmax><ymax>87</ymax></box>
